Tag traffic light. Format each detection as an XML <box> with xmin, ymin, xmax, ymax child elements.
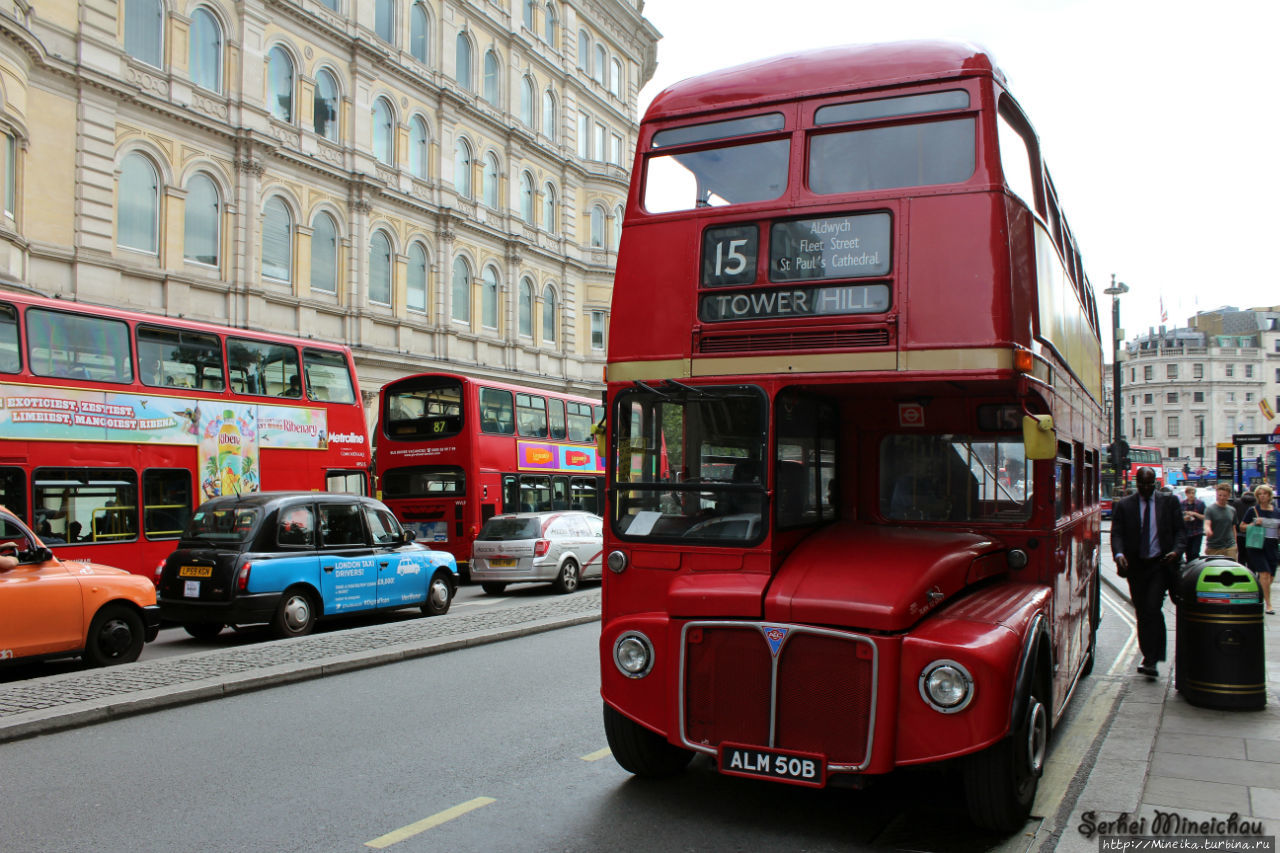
<box><xmin>1118</xmin><ymin>440</ymin><xmax>1130</xmax><ymax>470</ymax></box>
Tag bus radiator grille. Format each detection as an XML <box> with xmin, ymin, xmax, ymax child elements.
<box><xmin>682</xmin><ymin>625</ymin><xmax>873</xmax><ymax>767</ymax></box>
<box><xmin>697</xmin><ymin>328</ymin><xmax>890</xmax><ymax>354</ymax></box>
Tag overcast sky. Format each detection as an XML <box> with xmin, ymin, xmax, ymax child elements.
<box><xmin>635</xmin><ymin>0</ymin><xmax>1280</xmax><ymax>342</ymax></box>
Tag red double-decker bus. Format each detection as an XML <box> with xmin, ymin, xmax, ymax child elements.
<box><xmin>376</xmin><ymin>373</ymin><xmax>604</xmax><ymax>578</ymax></box>
<box><xmin>599</xmin><ymin>42</ymin><xmax>1105</xmax><ymax>831</ymax></box>
<box><xmin>0</xmin><ymin>288</ymin><xmax>372</xmax><ymax>582</ymax></box>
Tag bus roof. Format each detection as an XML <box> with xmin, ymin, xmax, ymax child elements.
<box><xmin>645</xmin><ymin>40</ymin><xmax>1002</xmax><ymax>121</ymax></box>
<box><xmin>385</xmin><ymin>372</ymin><xmax>602</xmax><ymax>407</ymax></box>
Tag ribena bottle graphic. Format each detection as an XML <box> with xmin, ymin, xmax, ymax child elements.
<box><xmin>217</xmin><ymin>410</ymin><xmax>242</xmax><ymax>494</ymax></box>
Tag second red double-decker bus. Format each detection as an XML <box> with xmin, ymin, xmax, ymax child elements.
<box><xmin>376</xmin><ymin>373</ymin><xmax>604</xmax><ymax>577</ymax></box>
<box><xmin>599</xmin><ymin>42</ymin><xmax>1105</xmax><ymax>831</ymax></box>
<box><xmin>0</xmin><ymin>288</ymin><xmax>372</xmax><ymax>582</ymax></box>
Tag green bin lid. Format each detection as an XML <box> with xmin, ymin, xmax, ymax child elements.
<box><xmin>1196</xmin><ymin>566</ymin><xmax>1259</xmax><ymax>594</ymax></box>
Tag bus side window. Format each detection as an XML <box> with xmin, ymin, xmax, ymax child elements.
<box><xmin>0</xmin><ymin>303</ymin><xmax>19</xmax><ymax>373</ymax></box>
<box><xmin>143</xmin><ymin>468</ymin><xmax>192</xmax><ymax>539</ymax></box>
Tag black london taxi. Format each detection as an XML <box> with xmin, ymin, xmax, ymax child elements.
<box><xmin>156</xmin><ymin>492</ymin><xmax>458</xmax><ymax>639</ymax></box>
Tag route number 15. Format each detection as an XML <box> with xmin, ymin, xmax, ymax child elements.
<box><xmin>701</xmin><ymin>224</ymin><xmax>758</xmax><ymax>287</ymax></box>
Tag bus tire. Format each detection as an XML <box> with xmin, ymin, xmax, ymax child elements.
<box><xmin>183</xmin><ymin>623</ymin><xmax>224</xmax><ymax>641</ymax></box>
<box><xmin>481</xmin><ymin>582</ymin><xmax>507</xmax><ymax>595</ymax></box>
<box><xmin>553</xmin><ymin>558</ymin><xmax>580</xmax><ymax>594</ymax></box>
<box><xmin>421</xmin><ymin>570</ymin><xmax>453</xmax><ymax>617</ymax></box>
<box><xmin>603</xmin><ymin>703</ymin><xmax>693</xmax><ymax>778</ymax></box>
<box><xmin>963</xmin><ymin>677</ymin><xmax>1048</xmax><ymax>833</ymax></box>
<box><xmin>84</xmin><ymin>604</ymin><xmax>145</xmax><ymax>667</ymax></box>
<box><xmin>271</xmin><ymin>587</ymin><xmax>318</xmax><ymax>638</ymax></box>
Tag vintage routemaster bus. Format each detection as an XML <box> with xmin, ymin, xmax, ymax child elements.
<box><xmin>376</xmin><ymin>372</ymin><xmax>604</xmax><ymax>577</ymax></box>
<box><xmin>0</xmin><ymin>288</ymin><xmax>371</xmax><ymax>581</ymax></box>
<box><xmin>599</xmin><ymin>42</ymin><xmax>1105</xmax><ymax>832</ymax></box>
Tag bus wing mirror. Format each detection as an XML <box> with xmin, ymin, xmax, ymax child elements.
<box><xmin>1022</xmin><ymin>414</ymin><xmax>1056</xmax><ymax>460</ymax></box>
<box><xmin>593</xmin><ymin>421</ymin><xmax>607</xmax><ymax>460</ymax></box>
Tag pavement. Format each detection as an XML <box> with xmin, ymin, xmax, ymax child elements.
<box><xmin>3</xmin><ymin>543</ymin><xmax>1279</xmax><ymax>849</ymax></box>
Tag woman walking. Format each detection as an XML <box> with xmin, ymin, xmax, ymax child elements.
<box><xmin>1240</xmin><ymin>483</ymin><xmax>1280</xmax><ymax>614</ymax></box>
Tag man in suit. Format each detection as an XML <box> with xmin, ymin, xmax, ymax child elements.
<box><xmin>1111</xmin><ymin>466</ymin><xmax>1187</xmax><ymax>678</ymax></box>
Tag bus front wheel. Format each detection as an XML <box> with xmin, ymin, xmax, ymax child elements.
<box><xmin>603</xmin><ymin>703</ymin><xmax>693</xmax><ymax>777</ymax></box>
<box><xmin>963</xmin><ymin>682</ymin><xmax>1048</xmax><ymax>833</ymax></box>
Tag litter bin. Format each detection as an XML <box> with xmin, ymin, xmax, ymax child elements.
<box><xmin>1175</xmin><ymin>557</ymin><xmax>1266</xmax><ymax>710</ymax></box>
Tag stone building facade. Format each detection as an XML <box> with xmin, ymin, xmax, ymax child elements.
<box><xmin>0</xmin><ymin>0</ymin><xmax>658</xmax><ymax>425</ymax></box>
<box><xmin>1118</xmin><ymin>306</ymin><xmax>1280</xmax><ymax>477</ymax></box>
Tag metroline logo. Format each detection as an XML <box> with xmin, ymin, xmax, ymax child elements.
<box><xmin>328</xmin><ymin>432</ymin><xmax>364</xmax><ymax>444</ymax></box>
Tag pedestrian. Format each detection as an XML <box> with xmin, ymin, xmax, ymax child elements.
<box><xmin>1181</xmin><ymin>485</ymin><xmax>1206</xmax><ymax>561</ymax></box>
<box><xmin>1233</xmin><ymin>488</ymin><xmax>1257</xmax><ymax>559</ymax></box>
<box><xmin>1239</xmin><ymin>483</ymin><xmax>1280</xmax><ymax>615</ymax></box>
<box><xmin>1202</xmin><ymin>482</ymin><xmax>1238</xmax><ymax>562</ymax></box>
<box><xmin>1110</xmin><ymin>466</ymin><xmax>1186</xmax><ymax>679</ymax></box>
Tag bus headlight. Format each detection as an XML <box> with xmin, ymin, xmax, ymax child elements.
<box><xmin>1008</xmin><ymin>549</ymin><xmax>1029</xmax><ymax>570</ymax></box>
<box><xmin>613</xmin><ymin>631</ymin><xmax>654</xmax><ymax>678</ymax></box>
<box><xmin>919</xmin><ymin>660</ymin><xmax>974</xmax><ymax>713</ymax></box>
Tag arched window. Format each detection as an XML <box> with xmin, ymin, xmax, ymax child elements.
<box><xmin>314</xmin><ymin>69</ymin><xmax>339</xmax><ymax>140</ymax></box>
<box><xmin>407</xmin><ymin>243</ymin><xmax>428</xmax><ymax>313</ymax></box>
<box><xmin>520</xmin><ymin>76</ymin><xmax>535</xmax><ymax>126</ymax></box>
<box><xmin>520</xmin><ymin>172</ymin><xmax>534</xmax><ymax>224</ymax></box>
<box><xmin>542</xmin><ymin>182</ymin><xmax>556</xmax><ymax>233</ymax></box>
<box><xmin>594</xmin><ymin>44</ymin><xmax>606</xmax><ymax>85</ymax></box>
<box><xmin>545</xmin><ymin>3</ymin><xmax>558</xmax><ymax>46</ymax></box>
<box><xmin>124</xmin><ymin>0</ymin><xmax>164</xmax><ymax>68</ymax></box>
<box><xmin>482</xmin><ymin>152</ymin><xmax>500</xmax><ymax>208</ymax></box>
<box><xmin>541</xmin><ymin>284</ymin><xmax>557</xmax><ymax>344</ymax></box>
<box><xmin>369</xmin><ymin>230</ymin><xmax>392</xmax><ymax>305</ymax></box>
<box><xmin>190</xmin><ymin>7</ymin><xmax>222</xmax><ymax>92</ymax></box>
<box><xmin>410</xmin><ymin>116</ymin><xmax>429</xmax><ymax>179</ymax></box>
<box><xmin>183</xmin><ymin>172</ymin><xmax>220</xmax><ymax>266</ymax></box>
<box><xmin>455</xmin><ymin>33</ymin><xmax>472</xmax><ymax>90</ymax></box>
<box><xmin>372</xmin><ymin>97</ymin><xmax>394</xmax><ymax>165</ymax></box>
<box><xmin>542</xmin><ymin>90</ymin><xmax>555</xmax><ymax>141</ymax></box>
<box><xmin>261</xmin><ymin>197</ymin><xmax>293</xmax><ymax>282</ymax></box>
<box><xmin>310</xmin><ymin>212</ymin><xmax>338</xmax><ymax>294</ymax></box>
<box><xmin>267</xmin><ymin>46</ymin><xmax>294</xmax><ymax>123</ymax></box>
<box><xmin>518</xmin><ymin>277</ymin><xmax>534</xmax><ymax>337</ymax></box>
<box><xmin>612</xmin><ymin>204</ymin><xmax>624</xmax><ymax>251</ymax></box>
<box><xmin>590</xmin><ymin>204</ymin><xmax>605</xmax><ymax>248</ymax></box>
<box><xmin>451</xmin><ymin>256</ymin><xmax>471</xmax><ymax>322</ymax></box>
<box><xmin>577</xmin><ymin>30</ymin><xmax>589</xmax><ymax>71</ymax></box>
<box><xmin>118</xmin><ymin>152</ymin><xmax>159</xmax><ymax>253</ymax></box>
<box><xmin>454</xmin><ymin>137</ymin><xmax>472</xmax><ymax>198</ymax></box>
<box><xmin>522</xmin><ymin>0</ymin><xmax>535</xmax><ymax>31</ymax></box>
<box><xmin>483</xmin><ymin>50</ymin><xmax>500</xmax><ymax>104</ymax></box>
<box><xmin>481</xmin><ymin>265</ymin><xmax>499</xmax><ymax>329</ymax></box>
<box><xmin>410</xmin><ymin>2</ymin><xmax>429</xmax><ymax>63</ymax></box>
<box><xmin>375</xmin><ymin>0</ymin><xmax>395</xmax><ymax>43</ymax></box>
<box><xmin>610</xmin><ymin>57</ymin><xmax>623</xmax><ymax>97</ymax></box>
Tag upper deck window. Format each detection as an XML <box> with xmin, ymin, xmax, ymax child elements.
<box><xmin>809</xmin><ymin>117</ymin><xmax>975</xmax><ymax>194</ymax></box>
<box><xmin>137</xmin><ymin>325</ymin><xmax>224</xmax><ymax>391</ymax></box>
<box><xmin>813</xmin><ymin>90</ymin><xmax>969</xmax><ymax>125</ymax></box>
<box><xmin>303</xmin><ymin>348</ymin><xmax>356</xmax><ymax>404</ymax></box>
<box><xmin>643</xmin><ymin>113</ymin><xmax>788</xmax><ymax>215</ymax></box>
<box><xmin>227</xmin><ymin>337</ymin><xmax>300</xmax><ymax>398</ymax></box>
<box><xmin>26</xmin><ymin>309</ymin><xmax>133</xmax><ymax>384</ymax></box>
<box><xmin>479</xmin><ymin>387</ymin><xmax>515</xmax><ymax>435</ymax></box>
<box><xmin>385</xmin><ymin>376</ymin><xmax>464</xmax><ymax>440</ymax></box>
<box><xmin>651</xmin><ymin>113</ymin><xmax>784</xmax><ymax>149</ymax></box>
<box><xmin>0</xmin><ymin>303</ymin><xmax>19</xmax><ymax>373</ymax></box>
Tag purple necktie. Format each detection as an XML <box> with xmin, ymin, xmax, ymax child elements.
<box><xmin>1141</xmin><ymin>498</ymin><xmax>1152</xmax><ymax>557</ymax></box>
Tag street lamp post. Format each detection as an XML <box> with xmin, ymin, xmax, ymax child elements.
<box><xmin>1104</xmin><ymin>275</ymin><xmax>1130</xmax><ymax>486</ymax></box>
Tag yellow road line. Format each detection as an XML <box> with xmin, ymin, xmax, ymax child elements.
<box><xmin>581</xmin><ymin>747</ymin><xmax>612</xmax><ymax>762</ymax></box>
<box><xmin>364</xmin><ymin>797</ymin><xmax>496</xmax><ymax>849</ymax></box>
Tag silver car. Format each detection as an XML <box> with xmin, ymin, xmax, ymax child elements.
<box><xmin>471</xmin><ymin>511</ymin><xmax>603</xmax><ymax>595</ymax></box>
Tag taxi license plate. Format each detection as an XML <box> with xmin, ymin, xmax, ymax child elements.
<box><xmin>179</xmin><ymin>565</ymin><xmax>213</xmax><ymax>578</ymax></box>
<box><xmin>488</xmin><ymin>558</ymin><xmax>517</xmax><ymax>568</ymax></box>
<box><xmin>718</xmin><ymin>743</ymin><xmax>825</xmax><ymax>787</ymax></box>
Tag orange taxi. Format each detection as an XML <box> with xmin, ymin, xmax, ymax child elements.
<box><xmin>0</xmin><ymin>506</ymin><xmax>159</xmax><ymax>667</ymax></box>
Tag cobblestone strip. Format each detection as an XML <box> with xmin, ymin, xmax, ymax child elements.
<box><xmin>0</xmin><ymin>590</ymin><xmax>601</xmax><ymax>718</ymax></box>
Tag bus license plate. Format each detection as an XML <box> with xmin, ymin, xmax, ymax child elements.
<box><xmin>179</xmin><ymin>565</ymin><xmax>213</xmax><ymax>577</ymax></box>
<box><xmin>719</xmin><ymin>743</ymin><xmax>825</xmax><ymax>787</ymax></box>
<box><xmin>488</xmin><ymin>558</ymin><xmax>516</xmax><ymax>568</ymax></box>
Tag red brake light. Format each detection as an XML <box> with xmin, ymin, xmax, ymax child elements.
<box><xmin>236</xmin><ymin>563</ymin><xmax>251</xmax><ymax>592</ymax></box>
<box><xmin>534</xmin><ymin>539</ymin><xmax>550</xmax><ymax>557</ymax></box>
